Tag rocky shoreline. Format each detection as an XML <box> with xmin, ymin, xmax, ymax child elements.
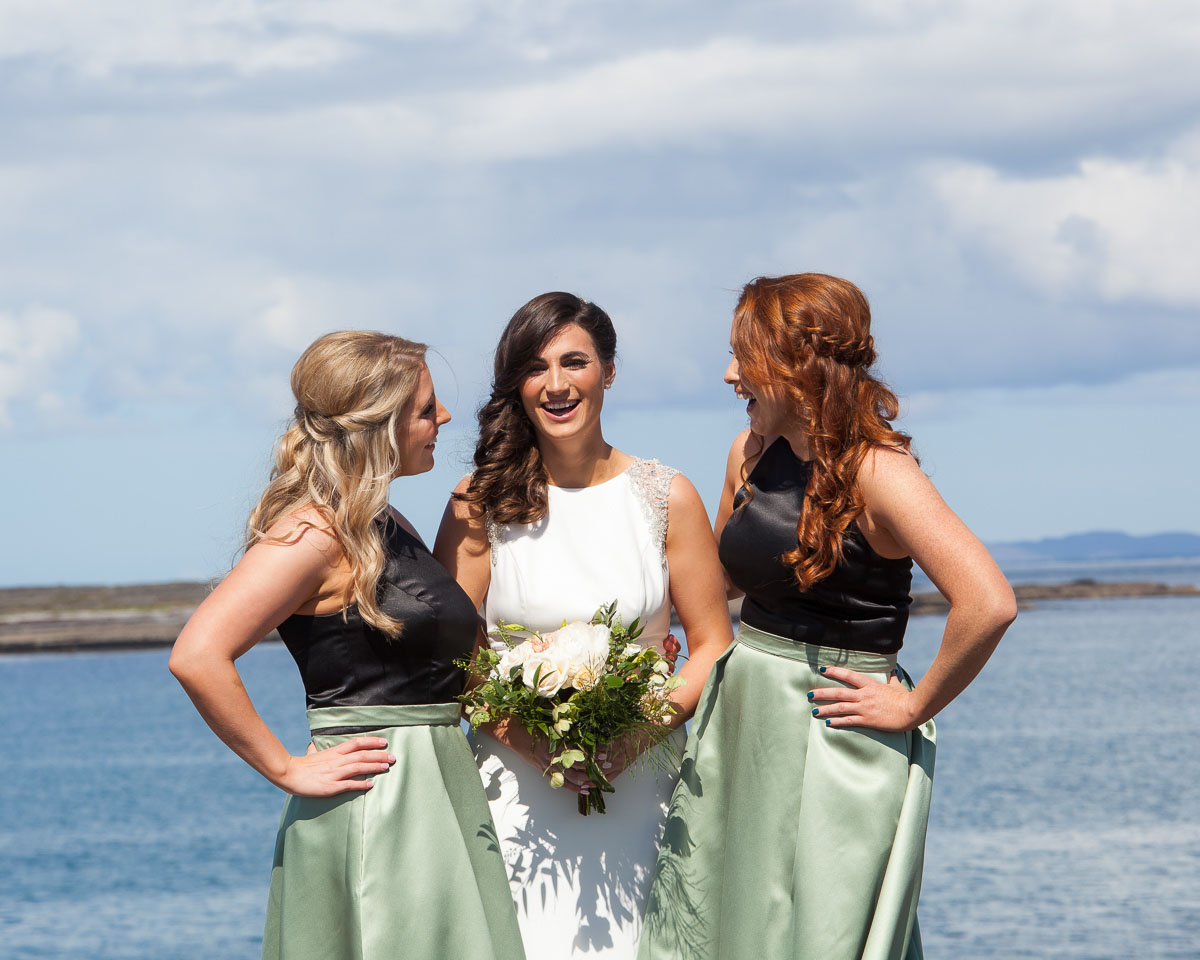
<box><xmin>2</xmin><ymin>577</ymin><xmax>1197</xmax><ymax>656</ymax></box>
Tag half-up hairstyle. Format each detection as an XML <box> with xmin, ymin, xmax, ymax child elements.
<box><xmin>456</xmin><ymin>292</ymin><xmax>617</xmax><ymax>525</ymax></box>
<box><xmin>732</xmin><ymin>274</ymin><xmax>914</xmax><ymax>590</ymax></box>
<box><xmin>245</xmin><ymin>331</ymin><xmax>427</xmax><ymax>637</ymax></box>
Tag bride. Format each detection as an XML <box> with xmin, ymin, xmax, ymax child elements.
<box><xmin>435</xmin><ymin>292</ymin><xmax>732</xmax><ymax>959</ymax></box>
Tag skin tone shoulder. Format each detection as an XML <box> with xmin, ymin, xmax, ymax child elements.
<box><xmin>721</xmin><ymin>347</ymin><xmax>1016</xmax><ymax>732</ymax></box>
<box><xmin>169</xmin><ymin>363</ymin><xmax>451</xmax><ymax>797</ymax></box>
<box><xmin>434</xmin><ymin>321</ymin><xmax>734</xmax><ymax>785</ymax></box>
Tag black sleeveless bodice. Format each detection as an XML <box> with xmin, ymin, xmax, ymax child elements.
<box><xmin>719</xmin><ymin>437</ymin><xmax>913</xmax><ymax>654</ymax></box>
<box><xmin>277</xmin><ymin>516</ymin><xmax>479</xmax><ymax>708</ymax></box>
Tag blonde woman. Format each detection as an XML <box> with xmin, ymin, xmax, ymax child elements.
<box><xmin>170</xmin><ymin>332</ymin><xmax>524</xmax><ymax>960</ymax></box>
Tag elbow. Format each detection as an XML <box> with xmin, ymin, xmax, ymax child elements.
<box><xmin>168</xmin><ymin>641</ymin><xmax>204</xmax><ymax>687</ymax></box>
<box><xmin>987</xmin><ymin>586</ymin><xmax>1019</xmax><ymax>631</ymax></box>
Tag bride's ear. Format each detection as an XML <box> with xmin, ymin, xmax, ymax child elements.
<box><xmin>603</xmin><ymin>361</ymin><xmax>615</xmax><ymax>390</ymax></box>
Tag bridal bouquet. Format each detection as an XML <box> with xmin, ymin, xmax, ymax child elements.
<box><xmin>458</xmin><ymin>601</ymin><xmax>685</xmax><ymax>815</ymax></box>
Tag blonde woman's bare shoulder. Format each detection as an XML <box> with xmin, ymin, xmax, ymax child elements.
<box><xmin>260</xmin><ymin>506</ymin><xmax>344</xmax><ymax>561</ymax></box>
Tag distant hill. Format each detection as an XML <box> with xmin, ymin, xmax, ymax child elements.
<box><xmin>987</xmin><ymin>531</ymin><xmax>1200</xmax><ymax>564</ymax></box>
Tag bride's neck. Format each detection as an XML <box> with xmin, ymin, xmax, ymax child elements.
<box><xmin>540</xmin><ymin>434</ymin><xmax>621</xmax><ymax>488</ymax></box>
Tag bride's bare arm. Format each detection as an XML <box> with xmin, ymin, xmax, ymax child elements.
<box><xmin>434</xmin><ymin>477</ymin><xmax>557</xmax><ymax>774</ymax></box>
<box><xmin>664</xmin><ymin>473</ymin><xmax>736</xmax><ymax>726</ymax></box>
<box><xmin>433</xmin><ymin>476</ymin><xmax>492</xmax><ymax>609</ymax></box>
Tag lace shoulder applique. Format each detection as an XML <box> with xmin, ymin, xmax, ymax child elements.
<box><xmin>625</xmin><ymin>458</ymin><xmax>679</xmax><ymax>564</ymax></box>
<box><xmin>484</xmin><ymin>513</ymin><xmax>502</xmax><ymax>564</ymax></box>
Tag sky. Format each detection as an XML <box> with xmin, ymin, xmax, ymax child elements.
<box><xmin>2</xmin><ymin>0</ymin><xmax>1198</xmax><ymax>586</ymax></box>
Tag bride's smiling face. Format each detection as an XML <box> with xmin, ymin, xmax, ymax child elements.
<box><xmin>520</xmin><ymin>323</ymin><xmax>614</xmax><ymax>444</ymax></box>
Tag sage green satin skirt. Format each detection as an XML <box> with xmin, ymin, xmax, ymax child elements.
<box><xmin>640</xmin><ymin>625</ymin><xmax>936</xmax><ymax>960</ymax></box>
<box><xmin>262</xmin><ymin>703</ymin><xmax>524</xmax><ymax>960</ymax></box>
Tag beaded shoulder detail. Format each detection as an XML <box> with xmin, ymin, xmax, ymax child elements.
<box><xmin>626</xmin><ymin>458</ymin><xmax>679</xmax><ymax>565</ymax></box>
<box><xmin>484</xmin><ymin>513</ymin><xmax>501</xmax><ymax>559</ymax></box>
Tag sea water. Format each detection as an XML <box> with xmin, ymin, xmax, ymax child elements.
<box><xmin>1</xmin><ymin>574</ymin><xmax>1198</xmax><ymax>958</ymax></box>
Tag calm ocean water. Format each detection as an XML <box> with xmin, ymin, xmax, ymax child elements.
<box><xmin>2</xmin><ymin>563</ymin><xmax>1199</xmax><ymax>958</ymax></box>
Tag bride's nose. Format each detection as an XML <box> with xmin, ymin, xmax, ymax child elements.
<box><xmin>546</xmin><ymin>363</ymin><xmax>568</xmax><ymax>393</ymax></box>
<box><xmin>723</xmin><ymin>356</ymin><xmax>740</xmax><ymax>385</ymax></box>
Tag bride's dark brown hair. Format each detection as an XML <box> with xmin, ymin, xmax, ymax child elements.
<box><xmin>456</xmin><ymin>292</ymin><xmax>617</xmax><ymax>524</ymax></box>
<box><xmin>732</xmin><ymin>273</ymin><xmax>914</xmax><ymax>589</ymax></box>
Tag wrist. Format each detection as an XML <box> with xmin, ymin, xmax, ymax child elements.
<box><xmin>903</xmin><ymin>688</ymin><xmax>932</xmax><ymax>729</ymax></box>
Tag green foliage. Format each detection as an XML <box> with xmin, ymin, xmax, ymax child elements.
<box><xmin>456</xmin><ymin>600</ymin><xmax>683</xmax><ymax>815</ymax></box>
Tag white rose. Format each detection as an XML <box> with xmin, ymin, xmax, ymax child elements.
<box><xmin>523</xmin><ymin>646</ymin><xmax>573</xmax><ymax>697</ymax></box>
<box><xmin>622</xmin><ymin>643</ymin><xmax>642</xmax><ymax>658</ymax></box>
<box><xmin>496</xmin><ymin>640</ymin><xmax>536</xmax><ymax>680</ymax></box>
<box><xmin>545</xmin><ymin>621</ymin><xmax>610</xmax><ymax>689</ymax></box>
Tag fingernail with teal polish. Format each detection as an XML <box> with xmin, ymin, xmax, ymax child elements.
<box><xmin>825</xmin><ymin>719</ymin><xmax>832</xmax><ymax>726</ymax></box>
<box><xmin>806</xmin><ymin>691</ymin><xmax>814</xmax><ymax>701</ymax></box>
<box><xmin>819</xmin><ymin>666</ymin><xmax>827</xmax><ymax>674</ymax></box>
<box><xmin>812</xmin><ymin>708</ymin><xmax>819</xmax><ymax>717</ymax></box>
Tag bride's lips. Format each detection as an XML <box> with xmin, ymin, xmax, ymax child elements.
<box><xmin>541</xmin><ymin>399</ymin><xmax>581</xmax><ymax>422</ymax></box>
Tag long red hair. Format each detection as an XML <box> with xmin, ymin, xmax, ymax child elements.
<box><xmin>732</xmin><ymin>273</ymin><xmax>914</xmax><ymax>589</ymax></box>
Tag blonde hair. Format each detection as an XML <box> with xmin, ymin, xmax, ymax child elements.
<box><xmin>245</xmin><ymin>330</ymin><xmax>428</xmax><ymax>636</ymax></box>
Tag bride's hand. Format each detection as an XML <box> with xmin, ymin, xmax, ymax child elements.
<box><xmin>277</xmin><ymin>736</ymin><xmax>396</xmax><ymax>797</ymax></box>
<box><xmin>561</xmin><ymin>733</ymin><xmax>645</xmax><ymax>795</ymax></box>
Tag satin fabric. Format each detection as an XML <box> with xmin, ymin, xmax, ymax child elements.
<box><xmin>639</xmin><ymin>625</ymin><xmax>935</xmax><ymax>960</ymax></box>
<box><xmin>719</xmin><ymin>437</ymin><xmax>913</xmax><ymax>654</ymax></box>
<box><xmin>276</xmin><ymin>517</ymin><xmax>481</xmax><ymax>709</ymax></box>
<box><xmin>262</xmin><ymin>704</ymin><xmax>524</xmax><ymax>960</ymax></box>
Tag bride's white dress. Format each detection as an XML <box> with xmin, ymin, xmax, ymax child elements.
<box><xmin>472</xmin><ymin>458</ymin><xmax>685</xmax><ymax>959</ymax></box>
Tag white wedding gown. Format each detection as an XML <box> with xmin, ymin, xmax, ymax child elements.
<box><xmin>472</xmin><ymin>458</ymin><xmax>686</xmax><ymax>959</ymax></box>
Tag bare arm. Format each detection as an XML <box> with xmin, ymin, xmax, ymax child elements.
<box><xmin>811</xmin><ymin>448</ymin><xmax>1017</xmax><ymax>731</ymax></box>
<box><xmin>169</xmin><ymin>519</ymin><xmax>395</xmax><ymax>796</ymax></box>
<box><xmin>663</xmin><ymin>473</ymin><xmax>735</xmax><ymax>725</ymax></box>
<box><xmin>433</xmin><ymin>479</ymin><xmax>550</xmax><ymax>769</ymax></box>
<box><xmin>433</xmin><ymin>476</ymin><xmax>492</xmax><ymax>609</ymax></box>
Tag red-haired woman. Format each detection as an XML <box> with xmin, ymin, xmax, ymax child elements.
<box><xmin>639</xmin><ymin>275</ymin><xmax>1017</xmax><ymax>960</ymax></box>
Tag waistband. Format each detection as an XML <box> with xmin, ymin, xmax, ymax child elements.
<box><xmin>736</xmin><ymin>621</ymin><xmax>898</xmax><ymax>674</ymax></box>
<box><xmin>306</xmin><ymin>702</ymin><xmax>461</xmax><ymax>734</ymax></box>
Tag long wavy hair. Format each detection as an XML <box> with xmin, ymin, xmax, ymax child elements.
<box><xmin>456</xmin><ymin>292</ymin><xmax>617</xmax><ymax>525</ymax></box>
<box><xmin>732</xmin><ymin>273</ymin><xmax>914</xmax><ymax>589</ymax></box>
<box><xmin>244</xmin><ymin>330</ymin><xmax>427</xmax><ymax>636</ymax></box>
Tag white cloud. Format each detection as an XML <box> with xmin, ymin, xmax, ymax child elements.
<box><xmin>931</xmin><ymin>135</ymin><xmax>1200</xmax><ymax>307</ymax></box>
<box><xmin>0</xmin><ymin>306</ymin><xmax>80</xmax><ymax>430</ymax></box>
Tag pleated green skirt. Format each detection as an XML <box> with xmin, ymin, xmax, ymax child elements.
<box><xmin>262</xmin><ymin>703</ymin><xmax>525</xmax><ymax>960</ymax></box>
<box><xmin>639</xmin><ymin>625</ymin><xmax>936</xmax><ymax>960</ymax></box>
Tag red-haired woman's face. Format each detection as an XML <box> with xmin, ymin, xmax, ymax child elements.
<box><xmin>519</xmin><ymin>323</ymin><xmax>614</xmax><ymax>447</ymax></box>
<box><xmin>725</xmin><ymin>335</ymin><xmax>790</xmax><ymax>437</ymax></box>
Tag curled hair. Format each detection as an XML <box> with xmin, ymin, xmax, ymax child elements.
<box><xmin>732</xmin><ymin>274</ymin><xmax>914</xmax><ymax>590</ymax></box>
<box><xmin>456</xmin><ymin>292</ymin><xmax>617</xmax><ymax>524</ymax></box>
<box><xmin>245</xmin><ymin>331</ymin><xmax>427</xmax><ymax>636</ymax></box>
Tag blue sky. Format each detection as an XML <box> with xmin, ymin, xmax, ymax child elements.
<box><xmin>2</xmin><ymin>1</ymin><xmax>1198</xmax><ymax>586</ymax></box>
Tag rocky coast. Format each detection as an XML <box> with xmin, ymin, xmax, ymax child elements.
<box><xmin>2</xmin><ymin>578</ymin><xmax>1197</xmax><ymax>655</ymax></box>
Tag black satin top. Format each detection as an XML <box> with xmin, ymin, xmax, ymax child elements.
<box><xmin>719</xmin><ymin>437</ymin><xmax>913</xmax><ymax>654</ymax></box>
<box><xmin>276</xmin><ymin>516</ymin><xmax>479</xmax><ymax>709</ymax></box>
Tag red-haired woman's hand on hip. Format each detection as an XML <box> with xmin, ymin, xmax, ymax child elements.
<box><xmin>808</xmin><ymin>666</ymin><xmax>924</xmax><ymax>732</ymax></box>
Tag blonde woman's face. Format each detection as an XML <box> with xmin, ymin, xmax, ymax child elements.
<box><xmin>395</xmin><ymin>363</ymin><xmax>450</xmax><ymax>477</ymax></box>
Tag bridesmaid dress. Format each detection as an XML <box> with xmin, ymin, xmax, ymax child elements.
<box><xmin>262</xmin><ymin>515</ymin><xmax>525</xmax><ymax>960</ymax></box>
<box><xmin>640</xmin><ymin>437</ymin><xmax>935</xmax><ymax>960</ymax></box>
